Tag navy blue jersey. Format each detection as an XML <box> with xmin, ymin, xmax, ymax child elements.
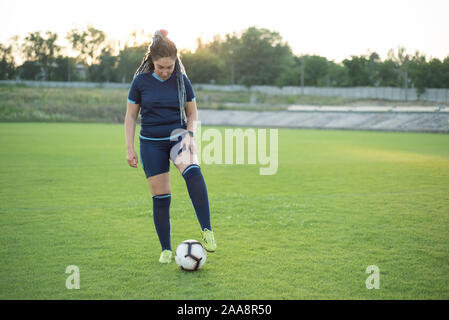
<box><xmin>128</xmin><ymin>72</ymin><xmax>195</xmax><ymax>138</ymax></box>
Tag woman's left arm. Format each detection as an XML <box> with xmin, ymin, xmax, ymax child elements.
<box><xmin>183</xmin><ymin>100</ymin><xmax>198</xmax><ymax>154</ymax></box>
<box><xmin>185</xmin><ymin>100</ymin><xmax>198</xmax><ymax>133</ymax></box>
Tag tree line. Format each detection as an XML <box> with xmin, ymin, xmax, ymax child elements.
<box><xmin>1</xmin><ymin>26</ymin><xmax>448</xmax><ymax>95</ymax></box>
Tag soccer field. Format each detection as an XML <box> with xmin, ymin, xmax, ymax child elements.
<box><xmin>0</xmin><ymin>122</ymin><xmax>448</xmax><ymax>299</ymax></box>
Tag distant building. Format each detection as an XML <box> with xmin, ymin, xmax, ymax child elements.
<box><xmin>74</xmin><ymin>64</ymin><xmax>87</xmax><ymax>80</ymax></box>
<box><xmin>17</xmin><ymin>60</ymin><xmax>88</xmax><ymax>81</ymax></box>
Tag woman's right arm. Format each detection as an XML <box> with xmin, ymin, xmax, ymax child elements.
<box><xmin>124</xmin><ymin>102</ymin><xmax>140</xmax><ymax>168</ymax></box>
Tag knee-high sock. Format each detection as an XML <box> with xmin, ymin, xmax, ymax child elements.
<box><xmin>182</xmin><ymin>165</ymin><xmax>212</xmax><ymax>231</ymax></box>
<box><xmin>152</xmin><ymin>194</ymin><xmax>172</xmax><ymax>251</ymax></box>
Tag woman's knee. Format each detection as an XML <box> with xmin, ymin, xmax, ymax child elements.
<box><xmin>147</xmin><ymin>171</ymin><xmax>171</xmax><ymax>196</ymax></box>
<box><xmin>174</xmin><ymin>152</ymin><xmax>199</xmax><ymax>174</ymax></box>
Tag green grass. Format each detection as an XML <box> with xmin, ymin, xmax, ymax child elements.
<box><xmin>0</xmin><ymin>122</ymin><xmax>448</xmax><ymax>299</ymax></box>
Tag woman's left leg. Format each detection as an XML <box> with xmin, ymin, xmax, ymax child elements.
<box><xmin>174</xmin><ymin>150</ymin><xmax>211</xmax><ymax>231</ymax></box>
<box><xmin>172</xmin><ymin>140</ymin><xmax>216</xmax><ymax>251</ymax></box>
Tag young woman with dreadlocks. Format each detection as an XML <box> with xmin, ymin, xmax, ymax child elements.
<box><xmin>124</xmin><ymin>29</ymin><xmax>216</xmax><ymax>264</ymax></box>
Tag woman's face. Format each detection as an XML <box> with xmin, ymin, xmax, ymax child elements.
<box><xmin>153</xmin><ymin>56</ymin><xmax>176</xmax><ymax>80</ymax></box>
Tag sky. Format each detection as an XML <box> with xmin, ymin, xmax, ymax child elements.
<box><xmin>1</xmin><ymin>0</ymin><xmax>448</xmax><ymax>62</ymax></box>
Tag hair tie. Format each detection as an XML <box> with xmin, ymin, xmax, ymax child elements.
<box><xmin>152</xmin><ymin>29</ymin><xmax>168</xmax><ymax>44</ymax></box>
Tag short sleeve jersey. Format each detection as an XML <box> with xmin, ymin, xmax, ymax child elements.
<box><xmin>128</xmin><ymin>71</ymin><xmax>195</xmax><ymax>138</ymax></box>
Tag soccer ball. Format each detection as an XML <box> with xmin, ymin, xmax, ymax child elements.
<box><xmin>175</xmin><ymin>239</ymin><xmax>207</xmax><ymax>271</ymax></box>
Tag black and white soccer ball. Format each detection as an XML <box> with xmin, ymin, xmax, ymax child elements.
<box><xmin>175</xmin><ymin>239</ymin><xmax>207</xmax><ymax>271</ymax></box>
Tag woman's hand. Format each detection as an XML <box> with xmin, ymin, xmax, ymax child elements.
<box><xmin>127</xmin><ymin>149</ymin><xmax>138</xmax><ymax>168</ymax></box>
<box><xmin>181</xmin><ymin>133</ymin><xmax>196</xmax><ymax>155</ymax></box>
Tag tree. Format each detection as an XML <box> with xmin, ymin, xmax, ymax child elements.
<box><xmin>408</xmin><ymin>52</ymin><xmax>429</xmax><ymax>95</ymax></box>
<box><xmin>276</xmin><ymin>56</ymin><xmax>302</xmax><ymax>87</ymax></box>
<box><xmin>232</xmin><ymin>27</ymin><xmax>293</xmax><ymax>86</ymax></box>
<box><xmin>203</xmin><ymin>33</ymin><xmax>240</xmax><ymax>84</ymax></box>
<box><xmin>51</xmin><ymin>55</ymin><xmax>77</xmax><ymax>81</ymax></box>
<box><xmin>117</xmin><ymin>45</ymin><xmax>147</xmax><ymax>83</ymax></box>
<box><xmin>91</xmin><ymin>46</ymin><xmax>119</xmax><ymax>82</ymax></box>
<box><xmin>442</xmin><ymin>56</ymin><xmax>449</xmax><ymax>88</ymax></box>
<box><xmin>377</xmin><ymin>59</ymin><xmax>400</xmax><ymax>87</ymax></box>
<box><xmin>342</xmin><ymin>55</ymin><xmax>376</xmax><ymax>86</ymax></box>
<box><xmin>17</xmin><ymin>60</ymin><xmax>41</xmax><ymax>80</ymax></box>
<box><xmin>21</xmin><ymin>31</ymin><xmax>61</xmax><ymax>80</ymax></box>
<box><xmin>192</xmin><ymin>28</ymin><xmax>293</xmax><ymax>86</ymax></box>
<box><xmin>427</xmin><ymin>58</ymin><xmax>449</xmax><ymax>88</ymax></box>
<box><xmin>277</xmin><ymin>55</ymin><xmax>348</xmax><ymax>88</ymax></box>
<box><xmin>67</xmin><ymin>26</ymin><xmax>106</xmax><ymax>80</ymax></box>
<box><xmin>0</xmin><ymin>43</ymin><xmax>16</xmax><ymax>80</ymax></box>
<box><xmin>388</xmin><ymin>46</ymin><xmax>411</xmax><ymax>100</ymax></box>
<box><xmin>180</xmin><ymin>49</ymin><xmax>225</xmax><ymax>84</ymax></box>
<box><xmin>327</xmin><ymin>61</ymin><xmax>348</xmax><ymax>87</ymax></box>
<box><xmin>303</xmin><ymin>55</ymin><xmax>330</xmax><ymax>86</ymax></box>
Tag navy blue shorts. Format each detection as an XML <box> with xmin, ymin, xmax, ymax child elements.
<box><xmin>139</xmin><ymin>132</ymin><xmax>187</xmax><ymax>178</ymax></box>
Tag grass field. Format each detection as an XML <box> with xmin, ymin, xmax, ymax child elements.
<box><xmin>0</xmin><ymin>122</ymin><xmax>448</xmax><ymax>299</ymax></box>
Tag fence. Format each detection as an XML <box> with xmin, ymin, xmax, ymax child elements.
<box><xmin>196</xmin><ymin>84</ymin><xmax>449</xmax><ymax>103</ymax></box>
<box><xmin>1</xmin><ymin>80</ymin><xmax>448</xmax><ymax>103</ymax></box>
<box><xmin>0</xmin><ymin>80</ymin><xmax>127</xmax><ymax>89</ymax></box>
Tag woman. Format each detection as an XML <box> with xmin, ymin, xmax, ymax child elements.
<box><xmin>124</xmin><ymin>29</ymin><xmax>216</xmax><ymax>264</ymax></box>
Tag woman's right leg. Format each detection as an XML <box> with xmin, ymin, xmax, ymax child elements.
<box><xmin>140</xmin><ymin>138</ymin><xmax>173</xmax><ymax>256</ymax></box>
<box><xmin>148</xmin><ymin>171</ymin><xmax>171</xmax><ymax>197</ymax></box>
<box><xmin>148</xmin><ymin>172</ymin><xmax>172</xmax><ymax>253</ymax></box>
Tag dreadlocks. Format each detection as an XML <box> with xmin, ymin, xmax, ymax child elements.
<box><xmin>134</xmin><ymin>30</ymin><xmax>187</xmax><ymax>126</ymax></box>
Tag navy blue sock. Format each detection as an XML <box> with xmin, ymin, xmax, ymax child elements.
<box><xmin>182</xmin><ymin>165</ymin><xmax>212</xmax><ymax>231</ymax></box>
<box><xmin>152</xmin><ymin>194</ymin><xmax>172</xmax><ymax>251</ymax></box>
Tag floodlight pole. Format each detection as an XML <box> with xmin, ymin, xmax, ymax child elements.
<box><xmin>301</xmin><ymin>55</ymin><xmax>305</xmax><ymax>95</ymax></box>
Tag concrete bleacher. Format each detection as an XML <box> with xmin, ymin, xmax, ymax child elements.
<box><xmin>198</xmin><ymin>108</ymin><xmax>449</xmax><ymax>133</ymax></box>
<box><xmin>287</xmin><ymin>105</ymin><xmax>446</xmax><ymax>113</ymax></box>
